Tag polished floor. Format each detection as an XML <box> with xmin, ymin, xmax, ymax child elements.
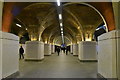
<box><xmin>18</xmin><ymin>51</ymin><xmax>97</xmax><ymax>78</ymax></box>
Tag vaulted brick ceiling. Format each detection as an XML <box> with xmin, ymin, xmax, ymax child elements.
<box><xmin>4</xmin><ymin>2</ymin><xmax>114</xmax><ymax>45</ymax></box>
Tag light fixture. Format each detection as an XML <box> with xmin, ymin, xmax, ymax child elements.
<box><xmin>61</xmin><ymin>31</ymin><xmax>63</xmax><ymax>34</ymax></box>
<box><xmin>16</xmin><ymin>24</ymin><xmax>21</xmax><ymax>27</ymax></box>
<box><xmin>60</xmin><ymin>23</ymin><xmax>63</xmax><ymax>27</ymax></box>
<box><xmin>59</xmin><ymin>14</ymin><xmax>62</xmax><ymax>20</ymax></box>
<box><xmin>96</xmin><ymin>28</ymin><xmax>100</xmax><ymax>31</ymax></box>
<box><xmin>61</xmin><ymin>28</ymin><xmax>63</xmax><ymax>31</ymax></box>
<box><xmin>77</xmin><ymin>27</ymin><xmax>80</xmax><ymax>29</ymax></box>
<box><xmin>26</xmin><ymin>28</ymin><xmax>27</xmax><ymax>30</ymax></box>
<box><xmin>57</xmin><ymin>0</ymin><xmax>60</xmax><ymax>6</ymax></box>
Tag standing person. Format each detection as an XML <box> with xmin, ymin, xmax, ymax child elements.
<box><xmin>63</xmin><ymin>47</ymin><xmax>66</xmax><ymax>53</ymax></box>
<box><xmin>66</xmin><ymin>47</ymin><xmax>69</xmax><ymax>55</ymax></box>
<box><xmin>56</xmin><ymin>47</ymin><xmax>60</xmax><ymax>56</ymax></box>
<box><xmin>19</xmin><ymin>46</ymin><xmax>24</xmax><ymax>59</ymax></box>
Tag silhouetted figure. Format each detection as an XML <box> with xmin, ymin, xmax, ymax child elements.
<box><xmin>56</xmin><ymin>47</ymin><xmax>60</xmax><ymax>56</ymax></box>
<box><xmin>63</xmin><ymin>47</ymin><xmax>66</xmax><ymax>53</ymax></box>
<box><xmin>66</xmin><ymin>47</ymin><xmax>69</xmax><ymax>55</ymax></box>
<box><xmin>19</xmin><ymin>46</ymin><xmax>24</xmax><ymax>59</ymax></box>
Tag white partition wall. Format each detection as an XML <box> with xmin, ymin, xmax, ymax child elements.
<box><xmin>73</xmin><ymin>44</ymin><xmax>78</xmax><ymax>56</ymax></box>
<box><xmin>98</xmin><ymin>30</ymin><xmax>118</xmax><ymax>78</ymax></box>
<box><xmin>1</xmin><ymin>32</ymin><xmax>19</xmax><ymax>78</ymax></box>
<box><xmin>78</xmin><ymin>41</ymin><xmax>97</xmax><ymax>61</ymax></box>
<box><xmin>0</xmin><ymin>1</ymin><xmax>3</xmax><ymax>79</ymax></box>
<box><xmin>25</xmin><ymin>41</ymin><xmax>44</xmax><ymax>60</ymax></box>
<box><xmin>117</xmin><ymin>30</ymin><xmax>120</xmax><ymax>80</ymax></box>
<box><xmin>70</xmin><ymin>45</ymin><xmax>73</xmax><ymax>54</ymax></box>
<box><xmin>51</xmin><ymin>45</ymin><xmax>55</xmax><ymax>54</ymax></box>
<box><xmin>0</xmin><ymin>31</ymin><xmax>2</xmax><ymax>79</ymax></box>
<box><xmin>44</xmin><ymin>44</ymin><xmax>51</xmax><ymax>56</ymax></box>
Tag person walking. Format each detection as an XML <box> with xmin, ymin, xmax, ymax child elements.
<box><xmin>56</xmin><ymin>47</ymin><xmax>60</xmax><ymax>56</ymax></box>
<box><xmin>19</xmin><ymin>46</ymin><xmax>24</xmax><ymax>59</ymax></box>
<box><xmin>66</xmin><ymin>47</ymin><xmax>69</xmax><ymax>55</ymax></box>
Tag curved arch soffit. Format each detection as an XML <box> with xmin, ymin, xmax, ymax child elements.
<box><xmin>48</xmin><ymin>25</ymin><xmax>76</xmax><ymax>43</ymax></box>
<box><xmin>63</xmin><ymin>8</ymin><xmax>84</xmax><ymax>40</ymax></box>
<box><xmin>41</xmin><ymin>26</ymin><xmax>59</xmax><ymax>42</ymax></box>
<box><xmin>24</xmin><ymin>3</ymin><xmax>53</xmax><ymax>10</ymax></box>
<box><xmin>21</xmin><ymin>3</ymin><xmax>56</xmax><ymax>41</ymax></box>
<box><xmin>52</xmin><ymin>32</ymin><xmax>75</xmax><ymax>44</ymax></box>
<box><xmin>38</xmin><ymin>8</ymin><xmax>56</xmax><ymax>41</ymax></box>
<box><xmin>63</xmin><ymin>2</ymin><xmax>108</xmax><ymax>32</ymax></box>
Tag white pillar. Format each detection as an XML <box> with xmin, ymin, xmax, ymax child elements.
<box><xmin>1</xmin><ymin>32</ymin><xmax>19</xmax><ymax>78</ymax></box>
<box><xmin>112</xmin><ymin>2</ymin><xmax>120</xmax><ymax>80</ymax></box>
<box><xmin>0</xmin><ymin>1</ymin><xmax>19</xmax><ymax>79</ymax></box>
<box><xmin>0</xmin><ymin>1</ymin><xmax>3</xmax><ymax>79</ymax></box>
<box><xmin>70</xmin><ymin>45</ymin><xmax>73</xmax><ymax>54</ymax></box>
<box><xmin>51</xmin><ymin>45</ymin><xmax>55</xmax><ymax>54</ymax></box>
<box><xmin>116</xmin><ymin>30</ymin><xmax>120</xmax><ymax>80</ymax></box>
<box><xmin>44</xmin><ymin>44</ymin><xmax>51</xmax><ymax>56</ymax></box>
<box><xmin>25</xmin><ymin>41</ymin><xmax>44</xmax><ymax>60</ymax></box>
<box><xmin>73</xmin><ymin>44</ymin><xmax>78</xmax><ymax>56</ymax></box>
<box><xmin>112</xmin><ymin>2</ymin><xmax>120</xmax><ymax>30</ymax></box>
<box><xmin>78</xmin><ymin>41</ymin><xmax>97</xmax><ymax>62</ymax></box>
<box><xmin>98</xmin><ymin>30</ymin><xmax>118</xmax><ymax>78</ymax></box>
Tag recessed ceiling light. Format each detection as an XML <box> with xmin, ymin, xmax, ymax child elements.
<box><xmin>61</xmin><ymin>31</ymin><xmax>63</xmax><ymax>34</ymax></box>
<box><xmin>16</xmin><ymin>24</ymin><xmax>21</xmax><ymax>27</ymax></box>
<box><xmin>57</xmin><ymin>0</ymin><xmax>60</xmax><ymax>6</ymax></box>
<box><xmin>60</xmin><ymin>23</ymin><xmax>63</xmax><ymax>27</ymax></box>
<box><xmin>96</xmin><ymin>28</ymin><xmax>100</xmax><ymax>31</ymax></box>
<box><xmin>59</xmin><ymin>14</ymin><xmax>62</xmax><ymax>20</ymax></box>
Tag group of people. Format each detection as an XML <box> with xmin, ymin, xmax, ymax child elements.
<box><xmin>19</xmin><ymin>45</ymin><xmax>70</xmax><ymax>59</ymax></box>
<box><xmin>56</xmin><ymin>47</ymin><xmax>70</xmax><ymax>56</ymax></box>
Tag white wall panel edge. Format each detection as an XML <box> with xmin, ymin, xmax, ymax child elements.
<box><xmin>116</xmin><ymin>30</ymin><xmax>120</xmax><ymax>80</ymax></box>
<box><xmin>78</xmin><ymin>41</ymin><xmax>97</xmax><ymax>61</ymax></box>
<box><xmin>44</xmin><ymin>44</ymin><xmax>51</xmax><ymax>56</ymax></box>
<box><xmin>98</xmin><ymin>30</ymin><xmax>117</xmax><ymax>78</ymax></box>
<box><xmin>0</xmin><ymin>32</ymin><xmax>19</xmax><ymax>78</ymax></box>
<box><xmin>25</xmin><ymin>41</ymin><xmax>44</xmax><ymax>60</ymax></box>
<box><xmin>0</xmin><ymin>31</ymin><xmax>2</xmax><ymax>79</ymax></box>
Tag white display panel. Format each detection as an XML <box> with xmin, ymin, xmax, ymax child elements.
<box><xmin>1</xmin><ymin>32</ymin><xmax>19</xmax><ymax>78</ymax></box>
<box><xmin>73</xmin><ymin>44</ymin><xmax>78</xmax><ymax>56</ymax></box>
<box><xmin>0</xmin><ymin>31</ymin><xmax>2</xmax><ymax>79</ymax></box>
<box><xmin>98</xmin><ymin>30</ymin><xmax>117</xmax><ymax>78</ymax></box>
<box><xmin>116</xmin><ymin>30</ymin><xmax>120</xmax><ymax>80</ymax></box>
<box><xmin>70</xmin><ymin>45</ymin><xmax>73</xmax><ymax>53</ymax></box>
<box><xmin>25</xmin><ymin>41</ymin><xmax>44</xmax><ymax>60</ymax></box>
<box><xmin>44</xmin><ymin>44</ymin><xmax>51</xmax><ymax>56</ymax></box>
<box><xmin>78</xmin><ymin>41</ymin><xmax>97</xmax><ymax>61</ymax></box>
<box><xmin>51</xmin><ymin>45</ymin><xmax>55</xmax><ymax>53</ymax></box>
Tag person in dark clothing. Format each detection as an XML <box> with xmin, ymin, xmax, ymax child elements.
<box><xmin>19</xmin><ymin>46</ymin><xmax>24</xmax><ymax>59</ymax></box>
<box><xmin>56</xmin><ymin>47</ymin><xmax>60</xmax><ymax>56</ymax></box>
<box><xmin>66</xmin><ymin>47</ymin><xmax>69</xmax><ymax>55</ymax></box>
<box><xmin>63</xmin><ymin>47</ymin><xmax>66</xmax><ymax>53</ymax></box>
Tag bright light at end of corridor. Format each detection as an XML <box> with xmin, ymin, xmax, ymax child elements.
<box><xmin>57</xmin><ymin>0</ymin><xmax>60</xmax><ymax>6</ymax></box>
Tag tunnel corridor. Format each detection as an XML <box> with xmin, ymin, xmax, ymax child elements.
<box><xmin>0</xmin><ymin>1</ymin><xmax>120</xmax><ymax>80</ymax></box>
<box><xmin>18</xmin><ymin>51</ymin><xmax>97</xmax><ymax>78</ymax></box>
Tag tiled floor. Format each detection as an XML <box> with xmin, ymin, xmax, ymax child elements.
<box><xmin>18</xmin><ymin>52</ymin><xmax>97</xmax><ymax>78</ymax></box>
